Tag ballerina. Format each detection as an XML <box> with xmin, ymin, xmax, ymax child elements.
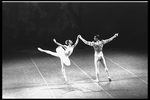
<box><xmin>38</xmin><ymin>35</ymin><xmax>79</xmax><ymax>82</ymax></box>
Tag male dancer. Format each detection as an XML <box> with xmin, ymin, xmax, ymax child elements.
<box><xmin>79</xmin><ymin>33</ymin><xmax>119</xmax><ymax>82</ymax></box>
<box><xmin>38</xmin><ymin>35</ymin><xmax>79</xmax><ymax>82</ymax></box>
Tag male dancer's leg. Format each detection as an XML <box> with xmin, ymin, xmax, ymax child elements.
<box><xmin>100</xmin><ymin>56</ymin><xmax>111</xmax><ymax>81</ymax></box>
<box><xmin>94</xmin><ymin>57</ymin><xmax>100</xmax><ymax>82</ymax></box>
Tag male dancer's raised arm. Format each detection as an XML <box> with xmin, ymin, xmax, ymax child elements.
<box><xmin>79</xmin><ymin>35</ymin><xmax>94</xmax><ymax>46</ymax></box>
<box><xmin>102</xmin><ymin>33</ymin><xmax>119</xmax><ymax>44</ymax></box>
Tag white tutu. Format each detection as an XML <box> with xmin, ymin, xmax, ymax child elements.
<box><xmin>56</xmin><ymin>46</ymin><xmax>71</xmax><ymax>66</ymax></box>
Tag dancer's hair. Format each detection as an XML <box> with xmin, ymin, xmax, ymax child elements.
<box><xmin>65</xmin><ymin>40</ymin><xmax>73</xmax><ymax>45</ymax></box>
<box><xmin>94</xmin><ymin>34</ymin><xmax>100</xmax><ymax>41</ymax></box>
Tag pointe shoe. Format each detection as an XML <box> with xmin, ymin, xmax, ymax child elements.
<box><xmin>94</xmin><ymin>79</ymin><xmax>100</xmax><ymax>83</ymax></box>
<box><xmin>64</xmin><ymin>77</ymin><xmax>68</xmax><ymax>82</ymax></box>
<box><xmin>108</xmin><ymin>77</ymin><xmax>112</xmax><ymax>82</ymax></box>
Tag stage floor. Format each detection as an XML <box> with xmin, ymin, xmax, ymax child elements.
<box><xmin>2</xmin><ymin>48</ymin><xmax>148</xmax><ymax>98</ymax></box>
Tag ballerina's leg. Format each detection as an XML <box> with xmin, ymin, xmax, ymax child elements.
<box><xmin>38</xmin><ymin>47</ymin><xmax>59</xmax><ymax>57</ymax></box>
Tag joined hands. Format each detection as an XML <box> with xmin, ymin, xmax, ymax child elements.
<box><xmin>78</xmin><ymin>34</ymin><xmax>82</xmax><ymax>39</ymax></box>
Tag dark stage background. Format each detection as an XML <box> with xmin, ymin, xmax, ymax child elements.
<box><xmin>2</xmin><ymin>2</ymin><xmax>148</xmax><ymax>56</ymax></box>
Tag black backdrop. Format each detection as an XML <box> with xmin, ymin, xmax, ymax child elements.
<box><xmin>2</xmin><ymin>2</ymin><xmax>148</xmax><ymax>55</ymax></box>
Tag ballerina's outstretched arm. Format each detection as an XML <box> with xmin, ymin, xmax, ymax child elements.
<box><xmin>72</xmin><ymin>35</ymin><xmax>79</xmax><ymax>48</ymax></box>
<box><xmin>53</xmin><ymin>38</ymin><xmax>67</xmax><ymax>48</ymax></box>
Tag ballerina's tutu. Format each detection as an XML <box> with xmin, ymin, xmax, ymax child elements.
<box><xmin>56</xmin><ymin>46</ymin><xmax>71</xmax><ymax>66</ymax></box>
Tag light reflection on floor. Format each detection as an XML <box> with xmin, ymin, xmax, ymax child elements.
<box><xmin>2</xmin><ymin>49</ymin><xmax>148</xmax><ymax>98</ymax></box>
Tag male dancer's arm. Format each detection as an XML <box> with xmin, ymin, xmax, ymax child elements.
<box><xmin>72</xmin><ymin>35</ymin><xmax>79</xmax><ymax>48</ymax></box>
<box><xmin>79</xmin><ymin>35</ymin><xmax>94</xmax><ymax>46</ymax></box>
<box><xmin>53</xmin><ymin>39</ymin><xmax>66</xmax><ymax>48</ymax></box>
<box><xmin>102</xmin><ymin>33</ymin><xmax>119</xmax><ymax>44</ymax></box>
